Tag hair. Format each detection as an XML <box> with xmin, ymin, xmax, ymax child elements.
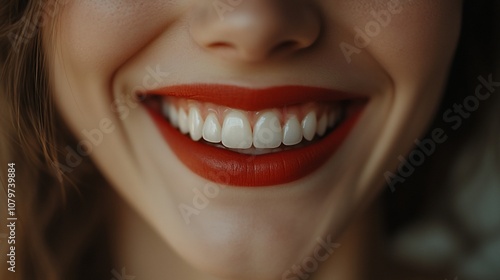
<box><xmin>1</xmin><ymin>1</ymin><xmax>113</xmax><ymax>279</ymax></box>
<box><xmin>1</xmin><ymin>0</ymin><xmax>499</xmax><ymax>279</ymax></box>
<box><xmin>382</xmin><ymin>0</ymin><xmax>500</xmax><ymax>278</ymax></box>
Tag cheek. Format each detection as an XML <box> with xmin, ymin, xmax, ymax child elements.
<box><xmin>366</xmin><ymin>1</ymin><xmax>462</xmax><ymax>84</ymax></box>
<box><xmin>56</xmin><ymin>0</ymin><xmax>177</xmax><ymax>75</ymax></box>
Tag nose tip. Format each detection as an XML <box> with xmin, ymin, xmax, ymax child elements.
<box><xmin>190</xmin><ymin>1</ymin><xmax>321</xmax><ymax>62</ymax></box>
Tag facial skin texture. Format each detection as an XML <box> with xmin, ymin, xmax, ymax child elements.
<box><xmin>45</xmin><ymin>0</ymin><xmax>462</xmax><ymax>279</ymax></box>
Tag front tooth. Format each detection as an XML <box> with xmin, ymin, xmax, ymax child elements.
<box><xmin>316</xmin><ymin>113</ymin><xmax>328</xmax><ymax>136</ymax></box>
<box><xmin>188</xmin><ymin>107</ymin><xmax>204</xmax><ymax>141</ymax></box>
<box><xmin>302</xmin><ymin>112</ymin><xmax>317</xmax><ymax>141</ymax></box>
<box><xmin>221</xmin><ymin>111</ymin><xmax>252</xmax><ymax>149</ymax></box>
<box><xmin>178</xmin><ymin>108</ymin><xmax>189</xmax><ymax>134</ymax></box>
<box><xmin>283</xmin><ymin>116</ymin><xmax>303</xmax><ymax>146</ymax></box>
<box><xmin>202</xmin><ymin>113</ymin><xmax>222</xmax><ymax>143</ymax></box>
<box><xmin>253</xmin><ymin>112</ymin><xmax>282</xmax><ymax>149</ymax></box>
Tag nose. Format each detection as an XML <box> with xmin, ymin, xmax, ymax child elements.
<box><xmin>189</xmin><ymin>0</ymin><xmax>321</xmax><ymax>63</ymax></box>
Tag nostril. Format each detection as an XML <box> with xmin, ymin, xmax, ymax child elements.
<box><xmin>271</xmin><ymin>40</ymin><xmax>302</xmax><ymax>55</ymax></box>
<box><xmin>208</xmin><ymin>42</ymin><xmax>235</xmax><ymax>49</ymax></box>
<box><xmin>190</xmin><ymin>0</ymin><xmax>322</xmax><ymax>62</ymax></box>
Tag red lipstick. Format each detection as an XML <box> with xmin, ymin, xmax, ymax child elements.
<box><xmin>147</xmin><ymin>84</ymin><xmax>354</xmax><ymax>111</ymax></box>
<box><xmin>145</xmin><ymin>85</ymin><xmax>364</xmax><ymax>187</ymax></box>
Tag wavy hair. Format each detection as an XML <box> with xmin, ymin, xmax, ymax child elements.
<box><xmin>1</xmin><ymin>1</ymin><xmax>112</xmax><ymax>279</ymax></box>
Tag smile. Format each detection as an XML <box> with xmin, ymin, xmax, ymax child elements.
<box><xmin>143</xmin><ymin>85</ymin><xmax>366</xmax><ymax>187</ymax></box>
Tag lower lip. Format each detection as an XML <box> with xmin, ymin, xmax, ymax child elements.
<box><xmin>147</xmin><ymin>107</ymin><xmax>363</xmax><ymax>187</ymax></box>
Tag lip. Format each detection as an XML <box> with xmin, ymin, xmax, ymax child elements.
<box><xmin>144</xmin><ymin>84</ymin><xmax>365</xmax><ymax>187</ymax></box>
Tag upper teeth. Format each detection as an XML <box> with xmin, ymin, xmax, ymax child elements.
<box><xmin>161</xmin><ymin>98</ymin><xmax>343</xmax><ymax>150</ymax></box>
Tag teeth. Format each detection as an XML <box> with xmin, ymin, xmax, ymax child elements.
<box><xmin>328</xmin><ymin>111</ymin><xmax>336</xmax><ymax>128</ymax></box>
<box><xmin>162</xmin><ymin>100</ymin><xmax>170</xmax><ymax>120</ymax></box>
<box><xmin>161</xmin><ymin>100</ymin><xmax>345</xmax><ymax>151</ymax></box>
<box><xmin>253</xmin><ymin>111</ymin><xmax>282</xmax><ymax>149</ymax></box>
<box><xmin>283</xmin><ymin>116</ymin><xmax>303</xmax><ymax>146</ymax></box>
<box><xmin>302</xmin><ymin>112</ymin><xmax>317</xmax><ymax>141</ymax></box>
<box><xmin>188</xmin><ymin>107</ymin><xmax>204</xmax><ymax>141</ymax></box>
<box><xmin>316</xmin><ymin>113</ymin><xmax>328</xmax><ymax>137</ymax></box>
<box><xmin>178</xmin><ymin>108</ymin><xmax>189</xmax><ymax>134</ymax></box>
<box><xmin>202</xmin><ymin>113</ymin><xmax>222</xmax><ymax>143</ymax></box>
<box><xmin>221</xmin><ymin>110</ymin><xmax>253</xmax><ymax>149</ymax></box>
<box><xmin>163</xmin><ymin>101</ymin><xmax>179</xmax><ymax>128</ymax></box>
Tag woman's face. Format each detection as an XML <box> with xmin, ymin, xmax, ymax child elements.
<box><xmin>46</xmin><ymin>0</ymin><xmax>461</xmax><ymax>278</ymax></box>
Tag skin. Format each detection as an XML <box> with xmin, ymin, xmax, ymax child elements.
<box><xmin>44</xmin><ymin>0</ymin><xmax>462</xmax><ymax>279</ymax></box>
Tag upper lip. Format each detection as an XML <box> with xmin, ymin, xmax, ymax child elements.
<box><xmin>145</xmin><ymin>84</ymin><xmax>360</xmax><ymax>110</ymax></box>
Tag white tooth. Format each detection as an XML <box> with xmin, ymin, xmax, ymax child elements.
<box><xmin>316</xmin><ymin>113</ymin><xmax>328</xmax><ymax>136</ymax></box>
<box><xmin>178</xmin><ymin>108</ymin><xmax>189</xmax><ymax>134</ymax></box>
<box><xmin>253</xmin><ymin>111</ymin><xmax>282</xmax><ymax>149</ymax></box>
<box><xmin>168</xmin><ymin>103</ymin><xmax>179</xmax><ymax>128</ymax></box>
<box><xmin>328</xmin><ymin>110</ymin><xmax>336</xmax><ymax>128</ymax></box>
<box><xmin>302</xmin><ymin>112</ymin><xmax>317</xmax><ymax>141</ymax></box>
<box><xmin>162</xmin><ymin>100</ymin><xmax>170</xmax><ymax>117</ymax></box>
<box><xmin>202</xmin><ymin>113</ymin><xmax>222</xmax><ymax>143</ymax></box>
<box><xmin>188</xmin><ymin>107</ymin><xmax>204</xmax><ymax>141</ymax></box>
<box><xmin>283</xmin><ymin>116</ymin><xmax>303</xmax><ymax>146</ymax></box>
<box><xmin>162</xmin><ymin>101</ymin><xmax>179</xmax><ymax>127</ymax></box>
<box><xmin>221</xmin><ymin>110</ymin><xmax>252</xmax><ymax>149</ymax></box>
